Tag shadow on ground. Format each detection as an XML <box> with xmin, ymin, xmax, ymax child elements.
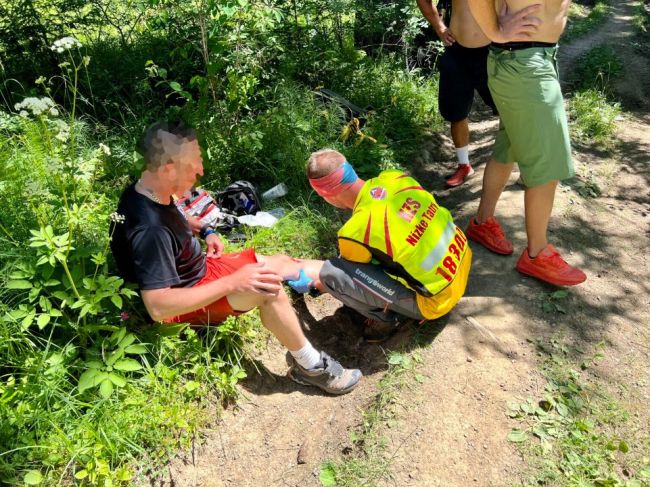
<box><xmin>240</xmin><ymin>302</ymin><xmax>449</xmax><ymax>396</ymax></box>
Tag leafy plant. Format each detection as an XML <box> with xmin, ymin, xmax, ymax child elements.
<box><xmin>632</xmin><ymin>1</ymin><xmax>650</xmax><ymax>34</ymax></box>
<box><xmin>541</xmin><ymin>289</ymin><xmax>570</xmax><ymax>314</ymax></box>
<box><xmin>78</xmin><ymin>328</ymin><xmax>147</xmax><ymax>398</ymax></box>
<box><xmin>507</xmin><ymin>337</ymin><xmax>646</xmax><ymax>486</ymax></box>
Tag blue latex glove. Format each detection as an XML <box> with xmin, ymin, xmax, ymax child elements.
<box><xmin>287</xmin><ymin>269</ymin><xmax>313</xmax><ymax>294</ymax></box>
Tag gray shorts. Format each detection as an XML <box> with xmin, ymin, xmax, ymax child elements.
<box><xmin>319</xmin><ymin>258</ymin><xmax>424</xmax><ymax>324</ymax></box>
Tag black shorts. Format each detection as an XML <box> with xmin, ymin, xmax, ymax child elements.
<box><xmin>438</xmin><ymin>43</ymin><xmax>497</xmax><ymax>122</ymax></box>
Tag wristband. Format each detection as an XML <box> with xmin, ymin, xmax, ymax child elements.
<box><xmin>199</xmin><ymin>225</ymin><xmax>216</xmax><ymax>239</ymax></box>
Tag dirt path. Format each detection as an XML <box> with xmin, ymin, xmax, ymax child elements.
<box><xmin>559</xmin><ymin>0</ymin><xmax>638</xmax><ymax>68</ymax></box>
<box><xmin>560</xmin><ymin>0</ymin><xmax>650</xmax><ymax>110</ymax></box>
<box><xmin>159</xmin><ymin>5</ymin><xmax>649</xmax><ymax>486</ymax></box>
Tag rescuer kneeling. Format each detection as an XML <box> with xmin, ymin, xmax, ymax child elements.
<box><xmin>291</xmin><ymin>149</ymin><xmax>472</xmax><ymax>341</ymax></box>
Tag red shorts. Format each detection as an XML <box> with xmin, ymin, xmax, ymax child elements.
<box><xmin>167</xmin><ymin>249</ymin><xmax>258</xmax><ymax>326</ymax></box>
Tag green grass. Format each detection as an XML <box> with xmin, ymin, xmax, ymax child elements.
<box><xmin>507</xmin><ymin>336</ymin><xmax>650</xmax><ymax>486</ymax></box>
<box><xmin>0</xmin><ymin>321</ymin><xmax>256</xmax><ymax>485</ymax></box>
<box><xmin>568</xmin><ymin>44</ymin><xmax>623</xmax><ymax>147</ymax></box>
<box><xmin>568</xmin><ymin>89</ymin><xmax>621</xmax><ymax>146</ymax></box>
<box><xmin>563</xmin><ymin>1</ymin><xmax>610</xmax><ymax>43</ymax></box>
<box><xmin>633</xmin><ymin>1</ymin><xmax>650</xmax><ymax>34</ymax></box>
<box><xmin>574</xmin><ymin>45</ymin><xmax>624</xmax><ymax>94</ymax></box>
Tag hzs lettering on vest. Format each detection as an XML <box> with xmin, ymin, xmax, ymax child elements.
<box><xmin>398</xmin><ymin>197</ymin><xmax>421</xmax><ymax>223</ymax></box>
<box><xmin>404</xmin><ymin>202</ymin><xmax>439</xmax><ymax>247</ymax></box>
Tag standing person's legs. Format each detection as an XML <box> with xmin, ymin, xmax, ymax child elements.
<box><xmin>476</xmin><ymin>158</ymin><xmax>515</xmax><ymax>223</ymax></box>
<box><xmin>478</xmin><ymin>46</ymin><xmax>585</xmax><ymax>285</ymax></box>
<box><xmin>450</xmin><ymin>119</ymin><xmax>469</xmax><ymax>148</ymax></box>
<box><xmin>465</xmin><ymin>146</ymin><xmax>515</xmax><ymax>255</ymax></box>
<box><xmin>439</xmin><ymin>44</ymin><xmax>476</xmax><ymax>187</ymax></box>
<box><xmin>446</xmin><ymin>125</ymin><xmax>475</xmax><ymax>187</ymax></box>
<box><xmin>524</xmin><ymin>180</ymin><xmax>558</xmax><ymax>257</ymax></box>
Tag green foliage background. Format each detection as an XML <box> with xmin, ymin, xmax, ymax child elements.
<box><xmin>0</xmin><ymin>0</ymin><xmax>442</xmax><ymax>484</ymax></box>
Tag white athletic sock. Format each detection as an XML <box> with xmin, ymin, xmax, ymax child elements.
<box><xmin>290</xmin><ymin>341</ymin><xmax>322</xmax><ymax>370</ymax></box>
<box><xmin>455</xmin><ymin>145</ymin><xmax>470</xmax><ymax>166</ymax></box>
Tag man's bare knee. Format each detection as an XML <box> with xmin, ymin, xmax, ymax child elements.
<box><xmin>226</xmin><ymin>288</ymin><xmax>290</xmax><ymax>312</ymax></box>
<box><xmin>227</xmin><ymin>292</ymin><xmax>267</xmax><ymax>312</ymax></box>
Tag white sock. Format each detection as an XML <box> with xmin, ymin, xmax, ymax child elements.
<box><xmin>290</xmin><ymin>341</ymin><xmax>322</xmax><ymax>370</ymax></box>
<box><xmin>455</xmin><ymin>145</ymin><xmax>470</xmax><ymax>166</ymax></box>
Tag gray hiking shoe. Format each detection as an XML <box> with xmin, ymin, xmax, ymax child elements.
<box><xmin>286</xmin><ymin>351</ymin><xmax>362</xmax><ymax>395</ymax></box>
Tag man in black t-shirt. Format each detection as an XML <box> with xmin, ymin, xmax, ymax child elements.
<box><xmin>110</xmin><ymin>122</ymin><xmax>361</xmax><ymax>395</ymax></box>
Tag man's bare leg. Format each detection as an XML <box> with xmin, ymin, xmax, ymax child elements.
<box><xmin>524</xmin><ymin>180</ymin><xmax>557</xmax><ymax>257</ymax></box>
<box><xmin>451</xmin><ymin>119</ymin><xmax>470</xmax><ymax>148</ymax></box>
<box><xmin>227</xmin><ymin>289</ymin><xmax>306</xmax><ymax>350</ymax></box>
<box><xmin>465</xmin><ymin>158</ymin><xmax>515</xmax><ymax>254</ymax></box>
<box><xmin>447</xmin><ymin>119</ymin><xmax>475</xmax><ymax>187</ymax></box>
<box><xmin>261</xmin><ymin>254</ymin><xmax>326</xmax><ymax>290</ymax></box>
<box><xmin>476</xmin><ymin>159</ymin><xmax>514</xmax><ymax>223</ymax></box>
<box><xmin>227</xmin><ymin>286</ymin><xmax>362</xmax><ymax>394</ymax></box>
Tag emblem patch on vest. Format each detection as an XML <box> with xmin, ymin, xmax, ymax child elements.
<box><xmin>369</xmin><ymin>186</ymin><xmax>387</xmax><ymax>200</ymax></box>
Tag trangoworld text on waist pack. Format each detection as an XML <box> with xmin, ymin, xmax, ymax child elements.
<box><xmin>337</xmin><ymin>170</ymin><xmax>472</xmax><ymax>320</ymax></box>
<box><xmin>216</xmin><ymin>180</ymin><xmax>262</xmax><ymax>216</ymax></box>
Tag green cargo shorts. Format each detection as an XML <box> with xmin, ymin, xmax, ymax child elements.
<box><xmin>488</xmin><ymin>46</ymin><xmax>574</xmax><ymax>187</ymax></box>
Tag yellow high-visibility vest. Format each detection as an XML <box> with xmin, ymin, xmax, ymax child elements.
<box><xmin>337</xmin><ymin>170</ymin><xmax>472</xmax><ymax>320</ymax></box>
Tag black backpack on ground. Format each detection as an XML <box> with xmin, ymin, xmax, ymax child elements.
<box><xmin>216</xmin><ymin>181</ymin><xmax>262</xmax><ymax>216</ymax></box>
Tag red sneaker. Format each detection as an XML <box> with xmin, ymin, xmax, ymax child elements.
<box><xmin>516</xmin><ymin>244</ymin><xmax>587</xmax><ymax>286</ymax></box>
<box><xmin>465</xmin><ymin>217</ymin><xmax>514</xmax><ymax>255</ymax></box>
<box><xmin>446</xmin><ymin>165</ymin><xmax>474</xmax><ymax>187</ymax></box>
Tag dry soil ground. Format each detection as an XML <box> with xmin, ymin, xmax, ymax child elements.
<box><xmin>157</xmin><ymin>3</ymin><xmax>650</xmax><ymax>486</ymax></box>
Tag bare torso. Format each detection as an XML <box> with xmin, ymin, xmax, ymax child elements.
<box><xmin>495</xmin><ymin>0</ymin><xmax>571</xmax><ymax>43</ymax></box>
<box><xmin>450</xmin><ymin>0</ymin><xmax>491</xmax><ymax>47</ymax></box>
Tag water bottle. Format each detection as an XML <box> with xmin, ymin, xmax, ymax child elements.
<box><xmin>262</xmin><ymin>183</ymin><xmax>288</xmax><ymax>200</ymax></box>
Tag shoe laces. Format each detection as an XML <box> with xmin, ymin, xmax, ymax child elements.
<box><xmin>321</xmin><ymin>353</ymin><xmax>344</xmax><ymax>378</ymax></box>
<box><xmin>483</xmin><ymin>218</ymin><xmax>506</xmax><ymax>240</ymax></box>
<box><xmin>543</xmin><ymin>247</ymin><xmax>569</xmax><ymax>269</ymax></box>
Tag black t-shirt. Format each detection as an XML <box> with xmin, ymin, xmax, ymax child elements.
<box><xmin>110</xmin><ymin>184</ymin><xmax>206</xmax><ymax>290</ymax></box>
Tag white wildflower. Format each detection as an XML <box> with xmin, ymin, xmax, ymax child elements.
<box><xmin>99</xmin><ymin>143</ymin><xmax>111</xmax><ymax>156</ymax></box>
<box><xmin>14</xmin><ymin>97</ymin><xmax>58</xmax><ymax>117</ymax></box>
<box><xmin>109</xmin><ymin>212</ymin><xmax>126</xmax><ymax>223</ymax></box>
<box><xmin>50</xmin><ymin>37</ymin><xmax>82</xmax><ymax>53</ymax></box>
<box><xmin>19</xmin><ymin>110</ymin><xmax>28</xmax><ymax>118</ymax></box>
<box><xmin>52</xmin><ymin>120</ymin><xmax>70</xmax><ymax>142</ymax></box>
